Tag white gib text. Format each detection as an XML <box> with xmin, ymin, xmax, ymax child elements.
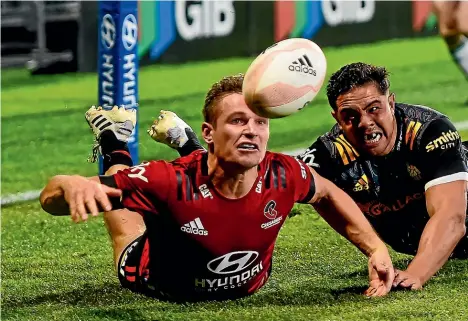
<box><xmin>175</xmin><ymin>0</ymin><xmax>235</xmax><ymax>41</ymax></box>
<box><xmin>322</xmin><ymin>0</ymin><xmax>375</xmax><ymax>26</ymax></box>
<box><xmin>128</xmin><ymin>162</ymin><xmax>150</xmax><ymax>183</ymax></box>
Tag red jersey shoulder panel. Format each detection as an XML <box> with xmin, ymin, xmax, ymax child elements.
<box><xmin>263</xmin><ymin>152</ymin><xmax>316</xmax><ymax>204</ymax></box>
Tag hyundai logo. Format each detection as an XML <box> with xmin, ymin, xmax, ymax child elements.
<box><xmin>207</xmin><ymin>251</ymin><xmax>259</xmax><ymax>275</ymax></box>
<box><xmin>122</xmin><ymin>14</ymin><xmax>138</xmax><ymax>51</ymax></box>
<box><xmin>101</xmin><ymin>14</ymin><xmax>116</xmax><ymax>50</ymax></box>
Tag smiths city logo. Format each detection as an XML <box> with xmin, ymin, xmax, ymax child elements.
<box><xmin>262</xmin><ymin>200</ymin><xmax>282</xmax><ymax>229</ymax></box>
<box><xmin>353</xmin><ymin>174</ymin><xmax>370</xmax><ymax>192</ymax></box>
<box><xmin>289</xmin><ymin>55</ymin><xmax>317</xmax><ymax>75</ymax></box>
<box><xmin>425</xmin><ymin>130</ymin><xmax>460</xmax><ymax>152</ymax></box>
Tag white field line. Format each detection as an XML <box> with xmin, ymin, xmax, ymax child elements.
<box><xmin>2</xmin><ymin>120</ymin><xmax>468</xmax><ymax>207</ymax></box>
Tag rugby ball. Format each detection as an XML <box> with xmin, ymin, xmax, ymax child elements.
<box><xmin>243</xmin><ymin>38</ymin><xmax>327</xmax><ymax>118</ymax></box>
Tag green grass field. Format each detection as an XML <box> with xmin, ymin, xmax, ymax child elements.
<box><xmin>2</xmin><ymin>36</ymin><xmax>468</xmax><ymax>320</ymax></box>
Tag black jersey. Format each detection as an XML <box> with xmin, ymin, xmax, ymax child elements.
<box><xmin>297</xmin><ymin>103</ymin><xmax>468</xmax><ymax>256</ymax></box>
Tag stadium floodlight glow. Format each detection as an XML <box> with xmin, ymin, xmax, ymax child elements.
<box><xmin>97</xmin><ymin>0</ymin><xmax>139</xmax><ymax>174</ymax></box>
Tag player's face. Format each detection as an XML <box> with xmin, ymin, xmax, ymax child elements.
<box><xmin>332</xmin><ymin>82</ymin><xmax>397</xmax><ymax>156</ymax></box>
<box><xmin>202</xmin><ymin>93</ymin><xmax>269</xmax><ymax>169</ymax></box>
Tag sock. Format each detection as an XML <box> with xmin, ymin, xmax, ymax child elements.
<box><xmin>99</xmin><ymin>131</ymin><xmax>133</xmax><ymax>172</ymax></box>
<box><xmin>446</xmin><ymin>35</ymin><xmax>468</xmax><ymax>80</ymax></box>
<box><xmin>177</xmin><ymin>128</ymin><xmax>206</xmax><ymax>157</ymax></box>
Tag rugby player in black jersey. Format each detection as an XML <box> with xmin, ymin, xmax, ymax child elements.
<box><xmin>163</xmin><ymin>63</ymin><xmax>468</xmax><ymax>291</ymax></box>
<box><xmin>298</xmin><ymin>62</ymin><xmax>468</xmax><ymax>291</ymax></box>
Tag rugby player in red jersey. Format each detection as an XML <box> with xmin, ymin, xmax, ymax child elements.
<box><xmin>40</xmin><ymin>74</ymin><xmax>394</xmax><ymax>301</ymax></box>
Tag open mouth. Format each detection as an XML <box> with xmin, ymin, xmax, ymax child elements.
<box><xmin>363</xmin><ymin>132</ymin><xmax>383</xmax><ymax>145</ymax></box>
<box><xmin>237</xmin><ymin>143</ymin><xmax>259</xmax><ymax>151</ymax></box>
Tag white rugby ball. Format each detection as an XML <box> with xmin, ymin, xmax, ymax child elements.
<box><xmin>243</xmin><ymin>38</ymin><xmax>327</xmax><ymax>118</ymax></box>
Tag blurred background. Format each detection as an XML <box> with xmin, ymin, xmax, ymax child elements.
<box><xmin>2</xmin><ymin>0</ymin><xmax>467</xmax><ymax>204</ymax></box>
<box><xmin>0</xmin><ymin>0</ymin><xmax>438</xmax><ymax>72</ymax></box>
<box><xmin>2</xmin><ymin>2</ymin><xmax>468</xmax><ymax>319</ymax></box>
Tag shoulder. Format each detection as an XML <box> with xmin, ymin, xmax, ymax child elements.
<box><xmin>263</xmin><ymin>152</ymin><xmax>308</xmax><ymax>179</ymax></box>
<box><xmin>396</xmin><ymin>102</ymin><xmax>446</xmax><ymax>123</ymax></box>
<box><xmin>311</xmin><ymin>127</ymin><xmax>361</xmax><ymax>167</ymax></box>
<box><xmin>169</xmin><ymin>150</ymin><xmax>207</xmax><ymax>170</ymax></box>
<box><xmin>416</xmin><ymin>117</ymin><xmax>461</xmax><ymax>153</ymax></box>
<box><xmin>396</xmin><ymin>103</ymin><xmax>452</xmax><ymax>151</ymax></box>
<box><xmin>124</xmin><ymin>150</ymin><xmax>206</xmax><ymax>181</ymax></box>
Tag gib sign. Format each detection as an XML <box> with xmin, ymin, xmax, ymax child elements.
<box><xmin>175</xmin><ymin>1</ymin><xmax>235</xmax><ymax>41</ymax></box>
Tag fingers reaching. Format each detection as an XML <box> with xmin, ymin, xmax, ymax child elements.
<box><xmin>375</xmin><ymin>261</ymin><xmax>394</xmax><ymax>294</ymax></box>
<box><xmin>64</xmin><ymin>178</ymin><xmax>122</xmax><ymax>223</ymax></box>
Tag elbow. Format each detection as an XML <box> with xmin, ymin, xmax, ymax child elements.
<box><xmin>39</xmin><ymin>189</ymin><xmax>50</xmax><ymax>212</ymax></box>
<box><xmin>452</xmin><ymin>212</ymin><xmax>467</xmax><ymax>240</ymax></box>
<box><xmin>39</xmin><ymin>188</ymin><xmax>54</xmax><ymax>215</ymax></box>
<box><xmin>457</xmin><ymin>221</ymin><xmax>467</xmax><ymax>241</ymax></box>
<box><xmin>39</xmin><ymin>176</ymin><xmax>67</xmax><ymax>216</ymax></box>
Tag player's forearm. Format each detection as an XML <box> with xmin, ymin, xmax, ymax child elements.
<box><xmin>313</xmin><ymin>181</ymin><xmax>386</xmax><ymax>257</ymax></box>
<box><xmin>407</xmin><ymin>212</ymin><xmax>466</xmax><ymax>285</ymax></box>
<box><xmin>40</xmin><ymin>175</ymin><xmax>71</xmax><ymax>216</ymax></box>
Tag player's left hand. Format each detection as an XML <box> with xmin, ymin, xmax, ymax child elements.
<box><xmin>392</xmin><ymin>269</ymin><xmax>423</xmax><ymax>290</ymax></box>
<box><xmin>364</xmin><ymin>247</ymin><xmax>395</xmax><ymax>297</ymax></box>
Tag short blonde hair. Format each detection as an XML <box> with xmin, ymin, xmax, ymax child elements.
<box><xmin>203</xmin><ymin>74</ymin><xmax>244</xmax><ymax>124</ymax></box>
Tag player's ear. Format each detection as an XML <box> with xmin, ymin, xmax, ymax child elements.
<box><xmin>388</xmin><ymin>92</ymin><xmax>396</xmax><ymax>114</ymax></box>
<box><xmin>331</xmin><ymin>109</ymin><xmax>338</xmax><ymax>123</ymax></box>
<box><xmin>202</xmin><ymin>122</ymin><xmax>214</xmax><ymax>144</ymax></box>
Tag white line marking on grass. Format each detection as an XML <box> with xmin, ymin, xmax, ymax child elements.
<box><xmin>1</xmin><ymin>190</ymin><xmax>42</xmax><ymax>206</ymax></box>
<box><xmin>3</xmin><ymin>121</ymin><xmax>468</xmax><ymax>207</ymax></box>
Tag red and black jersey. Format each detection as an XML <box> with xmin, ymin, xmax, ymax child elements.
<box><xmin>102</xmin><ymin>151</ymin><xmax>315</xmax><ymax>300</ymax></box>
<box><xmin>297</xmin><ymin>103</ymin><xmax>468</xmax><ymax>257</ymax></box>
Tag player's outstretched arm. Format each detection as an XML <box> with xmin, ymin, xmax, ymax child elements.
<box><xmin>308</xmin><ymin>168</ymin><xmax>394</xmax><ymax>297</ymax></box>
<box><xmin>40</xmin><ymin>175</ymin><xmax>122</xmax><ymax>222</ymax></box>
<box><xmin>395</xmin><ymin>181</ymin><xmax>467</xmax><ymax>289</ymax></box>
<box><xmin>395</xmin><ymin>118</ymin><xmax>468</xmax><ymax>289</ymax></box>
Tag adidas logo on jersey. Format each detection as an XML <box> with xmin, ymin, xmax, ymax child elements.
<box><xmin>289</xmin><ymin>55</ymin><xmax>316</xmax><ymax>76</ymax></box>
<box><xmin>181</xmin><ymin>217</ymin><xmax>208</xmax><ymax>236</ymax></box>
<box><xmin>353</xmin><ymin>174</ymin><xmax>370</xmax><ymax>192</ymax></box>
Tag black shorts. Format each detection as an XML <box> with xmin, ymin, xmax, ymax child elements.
<box><xmin>117</xmin><ymin>235</ymin><xmax>213</xmax><ymax>302</ymax></box>
<box><xmin>117</xmin><ymin>234</ymin><xmax>161</xmax><ymax>297</ymax></box>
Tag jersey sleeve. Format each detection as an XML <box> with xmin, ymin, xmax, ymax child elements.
<box><xmin>99</xmin><ymin>160</ymin><xmax>172</xmax><ymax>215</ymax></box>
<box><xmin>415</xmin><ymin>117</ymin><xmax>468</xmax><ymax>191</ymax></box>
<box><xmin>277</xmin><ymin>154</ymin><xmax>316</xmax><ymax>204</ymax></box>
<box><xmin>296</xmin><ymin>138</ymin><xmax>336</xmax><ymax>181</ymax></box>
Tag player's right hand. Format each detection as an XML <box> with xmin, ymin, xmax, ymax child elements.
<box><xmin>61</xmin><ymin>175</ymin><xmax>122</xmax><ymax>223</ymax></box>
<box><xmin>364</xmin><ymin>246</ymin><xmax>395</xmax><ymax>297</ymax></box>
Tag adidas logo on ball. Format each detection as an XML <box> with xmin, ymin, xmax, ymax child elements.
<box><xmin>289</xmin><ymin>55</ymin><xmax>317</xmax><ymax>76</ymax></box>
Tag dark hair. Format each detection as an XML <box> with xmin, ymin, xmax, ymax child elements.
<box><xmin>203</xmin><ymin>74</ymin><xmax>244</xmax><ymax>124</ymax></box>
<box><xmin>326</xmin><ymin>62</ymin><xmax>390</xmax><ymax>110</ymax></box>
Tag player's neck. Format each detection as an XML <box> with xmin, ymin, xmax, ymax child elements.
<box><xmin>207</xmin><ymin>153</ymin><xmax>258</xmax><ymax>199</ymax></box>
<box><xmin>381</xmin><ymin>117</ymin><xmax>399</xmax><ymax>156</ymax></box>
